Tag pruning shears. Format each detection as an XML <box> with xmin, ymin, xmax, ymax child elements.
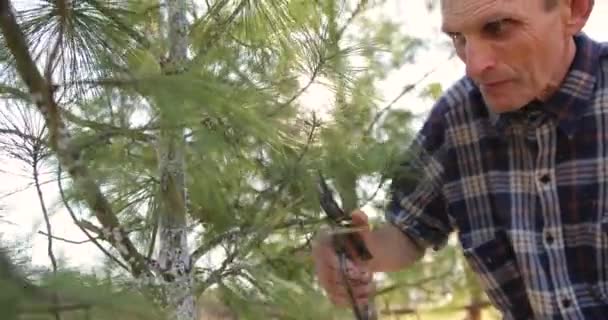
<box><xmin>316</xmin><ymin>172</ymin><xmax>374</xmax><ymax>320</ymax></box>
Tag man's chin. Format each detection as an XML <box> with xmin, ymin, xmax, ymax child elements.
<box><xmin>482</xmin><ymin>94</ymin><xmax>527</xmax><ymax>114</ymax></box>
<box><xmin>487</xmin><ymin>104</ymin><xmax>524</xmax><ymax>114</ymax></box>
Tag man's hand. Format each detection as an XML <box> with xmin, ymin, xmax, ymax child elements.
<box><xmin>312</xmin><ymin>210</ymin><xmax>374</xmax><ymax>307</ymax></box>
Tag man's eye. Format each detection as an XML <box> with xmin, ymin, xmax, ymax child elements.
<box><xmin>484</xmin><ymin>20</ymin><xmax>511</xmax><ymax>37</ymax></box>
<box><xmin>448</xmin><ymin>33</ymin><xmax>466</xmax><ymax>46</ymax></box>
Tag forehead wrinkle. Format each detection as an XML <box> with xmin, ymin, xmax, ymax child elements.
<box><xmin>440</xmin><ymin>0</ymin><xmax>522</xmax><ymax>33</ymax></box>
<box><xmin>441</xmin><ymin>0</ymin><xmax>502</xmax><ymax>15</ymax></box>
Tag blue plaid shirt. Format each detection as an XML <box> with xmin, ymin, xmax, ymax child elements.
<box><xmin>386</xmin><ymin>33</ymin><xmax>608</xmax><ymax>319</ymax></box>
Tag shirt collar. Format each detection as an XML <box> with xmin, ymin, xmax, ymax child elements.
<box><xmin>481</xmin><ymin>32</ymin><xmax>604</xmax><ymax>136</ymax></box>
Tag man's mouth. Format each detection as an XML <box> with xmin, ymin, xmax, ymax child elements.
<box><xmin>482</xmin><ymin>80</ymin><xmax>511</xmax><ymax>89</ymax></box>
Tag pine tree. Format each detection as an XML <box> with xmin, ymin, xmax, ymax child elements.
<box><xmin>0</xmin><ymin>0</ymin><xmax>391</xmax><ymax>319</ymax></box>
<box><xmin>0</xmin><ymin>0</ymin><xmax>499</xmax><ymax>319</ymax></box>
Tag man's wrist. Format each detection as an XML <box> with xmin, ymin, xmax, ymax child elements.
<box><xmin>367</xmin><ymin>223</ymin><xmax>424</xmax><ymax>273</ymax></box>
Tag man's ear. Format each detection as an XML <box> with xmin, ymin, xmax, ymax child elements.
<box><xmin>561</xmin><ymin>0</ymin><xmax>594</xmax><ymax>35</ymax></box>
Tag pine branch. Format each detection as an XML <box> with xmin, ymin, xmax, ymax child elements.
<box><xmin>192</xmin><ymin>0</ymin><xmax>246</xmax><ymax>59</ymax></box>
<box><xmin>1</xmin><ymin>102</ymin><xmax>57</xmax><ymax>288</ymax></box>
<box><xmin>0</xmin><ymin>249</ymin><xmax>57</xmax><ymax>307</ymax></box>
<box><xmin>43</xmin><ymin>1</ymin><xmax>65</xmax><ymax>82</ymax></box>
<box><xmin>0</xmin><ymin>0</ymin><xmax>150</xmax><ymax>277</ymax></box>
<box><xmin>200</xmin><ymin>0</ymin><xmax>255</xmax><ymax>50</ymax></box>
<box><xmin>0</xmin><ymin>248</ymin><xmax>90</xmax><ymax>318</ymax></box>
<box><xmin>59</xmin><ymin>77</ymin><xmax>138</xmax><ymax>88</ymax></box>
<box><xmin>269</xmin><ymin>58</ymin><xmax>323</xmax><ymax>115</ymax></box>
<box><xmin>0</xmin><ymin>127</ymin><xmax>45</xmax><ymax>145</ymax></box>
<box><xmin>56</xmin><ymin>166</ymin><xmax>130</xmax><ymax>273</ymax></box>
<box><xmin>61</xmin><ymin>109</ymin><xmax>157</xmax><ymax>142</ymax></box>
<box><xmin>0</xmin><ymin>83</ymin><xmax>30</xmax><ymax>100</ymax></box>
<box><xmin>299</xmin><ymin>112</ymin><xmax>321</xmax><ymax>162</ymax></box>
<box><xmin>143</xmin><ymin>193</ymin><xmax>159</xmax><ymax>260</ymax></box>
<box><xmin>189</xmin><ymin>211</ymin><xmax>320</xmax><ymax>266</ymax></box>
<box><xmin>85</xmin><ymin>0</ymin><xmax>151</xmax><ymax>49</ymax></box>
<box><xmin>198</xmin><ymin>245</ymin><xmax>240</xmax><ymax>292</ymax></box>
<box><xmin>190</xmin><ymin>228</ymin><xmax>240</xmax><ymax>265</ymax></box>
<box><xmin>267</xmin><ymin>48</ymin><xmax>345</xmax><ymax>116</ymax></box>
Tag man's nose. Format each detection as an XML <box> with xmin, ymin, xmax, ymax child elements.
<box><xmin>464</xmin><ymin>39</ymin><xmax>496</xmax><ymax>80</ymax></box>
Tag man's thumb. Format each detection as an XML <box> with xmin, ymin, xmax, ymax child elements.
<box><xmin>351</xmin><ymin>209</ymin><xmax>370</xmax><ymax>230</ymax></box>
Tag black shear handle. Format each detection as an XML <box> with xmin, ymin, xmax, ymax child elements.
<box><xmin>333</xmin><ymin>222</ymin><xmax>373</xmax><ymax>261</ymax></box>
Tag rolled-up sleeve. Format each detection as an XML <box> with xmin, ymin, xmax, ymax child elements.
<box><xmin>385</xmin><ymin>102</ymin><xmax>453</xmax><ymax>251</ymax></box>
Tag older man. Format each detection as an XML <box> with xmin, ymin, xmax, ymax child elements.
<box><xmin>312</xmin><ymin>0</ymin><xmax>608</xmax><ymax>318</ymax></box>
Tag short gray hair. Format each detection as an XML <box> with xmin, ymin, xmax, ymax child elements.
<box><xmin>543</xmin><ymin>0</ymin><xmax>559</xmax><ymax>11</ymax></box>
<box><xmin>545</xmin><ymin>0</ymin><xmax>596</xmax><ymax>12</ymax></box>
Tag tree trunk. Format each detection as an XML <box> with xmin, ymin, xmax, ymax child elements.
<box><xmin>155</xmin><ymin>0</ymin><xmax>195</xmax><ymax>319</ymax></box>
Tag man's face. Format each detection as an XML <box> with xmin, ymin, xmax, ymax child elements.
<box><xmin>441</xmin><ymin>0</ymin><xmax>573</xmax><ymax>113</ymax></box>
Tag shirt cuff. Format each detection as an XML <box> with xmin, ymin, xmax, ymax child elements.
<box><xmin>385</xmin><ymin>209</ymin><xmax>449</xmax><ymax>252</ymax></box>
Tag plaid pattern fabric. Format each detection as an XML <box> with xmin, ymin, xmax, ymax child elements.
<box><xmin>386</xmin><ymin>33</ymin><xmax>608</xmax><ymax>319</ymax></box>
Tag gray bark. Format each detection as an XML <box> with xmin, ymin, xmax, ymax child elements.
<box><xmin>155</xmin><ymin>0</ymin><xmax>195</xmax><ymax>319</ymax></box>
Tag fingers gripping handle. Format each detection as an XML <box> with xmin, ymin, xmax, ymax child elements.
<box><xmin>316</xmin><ymin>172</ymin><xmax>373</xmax><ymax>260</ymax></box>
<box><xmin>343</xmin><ymin>223</ymin><xmax>373</xmax><ymax>261</ymax></box>
<box><xmin>317</xmin><ymin>172</ymin><xmax>375</xmax><ymax>320</ymax></box>
<box><xmin>338</xmin><ymin>251</ymin><xmax>373</xmax><ymax>320</ymax></box>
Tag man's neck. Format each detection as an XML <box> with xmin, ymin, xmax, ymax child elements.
<box><xmin>537</xmin><ymin>37</ymin><xmax>577</xmax><ymax>102</ymax></box>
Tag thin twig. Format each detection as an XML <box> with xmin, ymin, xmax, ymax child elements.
<box><xmin>198</xmin><ymin>243</ymin><xmax>240</xmax><ymax>292</ymax></box>
<box><xmin>359</xmin><ymin>177</ymin><xmax>388</xmax><ymax>209</ymax></box>
<box><xmin>297</xmin><ymin>111</ymin><xmax>320</xmax><ymax>163</ymax></box>
<box><xmin>0</xmin><ymin>175</ymin><xmax>60</xmax><ymax>201</ymax></box>
<box><xmin>44</xmin><ymin>4</ymin><xmax>64</xmax><ymax>82</ymax></box>
<box><xmin>268</xmin><ymin>54</ymin><xmax>325</xmax><ymax>117</ymax></box>
<box><xmin>365</xmin><ymin>51</ymin><xmax>456</xmax><ymax>135</ymax></box>
<box><xmin>336</xmin><ymin>0</ymin><xmax>369</xmax><ymax>39</ymax></box>
<box><xmin>33</xmin><ymin>157</ymin><xmax>58</xmax><ymax>272</ymax></box>
<box><xmin>32</xmin><ymin>143</ymin><xmax>61</xmax><ymax>320</ymax></box>
<box><xmin>146</xmin><ymin>197</ymin><xmax>158</xmax><ymax>259</ymax></box>
<box><xmin>37</xmin><ymin>231</ymin><xmax>98</xmax><ymax>245</ymax></box>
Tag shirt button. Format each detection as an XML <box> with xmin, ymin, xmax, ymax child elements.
<box><xmin>545</xmin><ymin>232</ymin><xmax>554</xmax><ymax>245</ymax></box>
<box><xmin>539</xmin><ymin>174</ymin><xmax>551</xmax><ymax>184</ymax></box>
<box><xmin>562</xmin><ymin>298</ymin><xmax>572</xmax><ymax>308</ymax></box>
